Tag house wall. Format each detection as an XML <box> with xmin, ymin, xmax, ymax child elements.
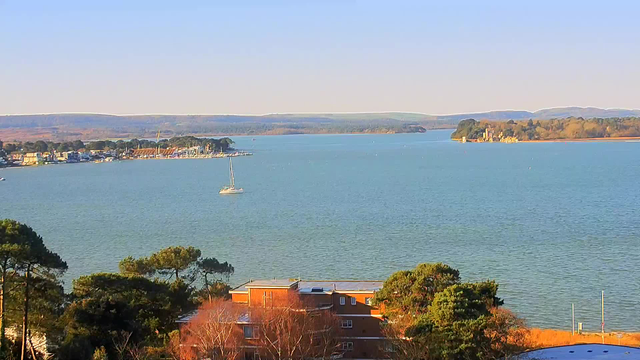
<box><xmin>339</xmin><ymin>316</ymin><xmax>384</xmax><ymax>338</ymax></box>
<box><xmin>231</xmin><ymin>292</ymin><xmax>248</xmax><ymax>303</ymax></box>
<box><xmin>300</xmin><ymin>293</ymin><xmax>333</xmax><ymax>308</ymax></box>
<box><xmin>332</xmin><ymin>293</ymin><xmax>380</xmax><ymax>315</ymax></box>
<box><xmin>248</xmin><ymin>288</ymin><xmax>293</xmax><ymax>307</ymax></box>
<box><xmin>340</xmin><ymin>338</ymin><xmax>387</xmax><ymax>359</ymax></box>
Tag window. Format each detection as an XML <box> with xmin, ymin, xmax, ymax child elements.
<box><xmin>341</xmin><ymin>342</ymin><xmax>354</xmax><ymax>351</ymax></box>
<box><xmin>351</xmin><ymin>297</ymin><xmax>357</xmax><ymax>305</ymax></box>
<box><xmin>364</xmin><ymin>297</ymin><xmax>372</xmax><ymax>305</ymax></box>
<box><xmin>339</xmin><ymin>296</ymin><xmax>345</xmax><ymax>305</ymax></box>
<box><xmin>341</xmin><ymin>319</ymin><xmax>353</xmax><ymax>329</ymax></box>
<box><xmin>244</xmin><ymin>325</ymin><xmax>258</xmax><ymax>339</ymax></box>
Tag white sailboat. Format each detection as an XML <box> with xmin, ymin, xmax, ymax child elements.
<box><xmin>219</xmin><ymin>157</ymin><xmax>244</xmax><ymax>194</ymax></box>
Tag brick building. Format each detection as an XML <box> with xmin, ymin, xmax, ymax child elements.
<box><xmin>180</xmin><ymin>278</ymin><xmax>387</xmax><ymax>360</ymax></box>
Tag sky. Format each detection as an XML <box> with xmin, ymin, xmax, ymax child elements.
<box><xmin>1</xmin><ymin>0</ymin><xmax>639</xmax><ymax>115</ymax></box>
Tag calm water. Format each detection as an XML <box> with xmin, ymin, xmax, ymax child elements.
<box><xmin>1</xmin><ymin>130</ymin><xmax>639</xmax><ymax>331</ymax></box>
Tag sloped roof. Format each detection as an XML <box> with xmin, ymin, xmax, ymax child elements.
<box><xmin>231</xmin><ymin>279</ymin><xmax>383</xmax><ymax>293</ymax></box>
<box><xmin>132</xmin><ymin>148</ymin><xmax>176</xmax><ymax>156</ymax></box>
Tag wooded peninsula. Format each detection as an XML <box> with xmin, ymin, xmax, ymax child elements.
<box><xmin>451</xmin><ymin>117</ymin><xmax>640</xmax><ymax>142</ymax></box>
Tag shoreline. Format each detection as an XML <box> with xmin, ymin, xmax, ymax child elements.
<box><xmin>453</xmin><ymin>136</ymin><xmax>640</xmax><ymax>143</ymax></box>
<box><xmin>523</xmin><ymin>136</ymin><xmax>640</xmax><ymax>143</ymax></box>
<box><xmin>0</xmin><ymin>151</ymin><xmax>253</xmax><ymax>169</ymax></box>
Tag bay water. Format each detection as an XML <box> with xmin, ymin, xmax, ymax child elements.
<box><xmin>1</xmin><ymin>130</ymin><xmax>639</xmax><ymax>330</ymax></box>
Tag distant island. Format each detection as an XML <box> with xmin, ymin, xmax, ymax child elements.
<box><xmin>2</xmin><ymin>107</ymin><xmax>640</xmax><ymax>141</ymax></box>
<box><xmin>451</xmin><ymin>117</ymin><xmax>640</xmax><ymax>142</ymax></box>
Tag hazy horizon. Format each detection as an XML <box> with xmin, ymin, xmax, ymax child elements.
<box><xmin>3</xmin><ymin>106</ymin><xmax>640</xmax><ymax>117</ymax></box>
<box><xmin>2</xmin><ymin>1</ymin><xmax>639</xmax><ymax>115</ymax></box>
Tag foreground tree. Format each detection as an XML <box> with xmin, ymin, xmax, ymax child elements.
<box><xmin>197</xmin><ymin>258</ymin><xmax>234</xmax><ymax>302</ymax></box>
<box><xmin>0</xmin><ymin>220</ymin><xmax>67</xmax><ymax>360</ymax></box>
<box><xmin>375</xmin><ymin>263</ymin><xmax>527</xmax><ymax>360</ymax></box>
<box><xmin>149</xmin><ymin>246</ymin><xmax>201</xmax><ymax>283</ymax></box>
<box><xmin>119</xmin><ymin>247</ymin><xmax>234</xmax><ymax>301</ymax></box>
<box><xmin>373</xmin><ymin>262</ymin><xmax>460</xmax><ymax>318</ymax></box>
<box><xmin>482</xmin><ymin>308</ymin><xmax>530</xmax><ymax>360</ymax></box>
<box><xmin>59</xmin><ymin>273</ymin><xmax>194</xmax><ymax>360</ymax></box>
<box><xmin>20</xmin><ymin>245</ymin><xmax>67</xmax><ymax>360</ymax></box>
<box><xmin>179</xmin><ymin>299</ymin><xmax>244</xmax><ymax>360</ymax></box>
<box><xmin>181</xmin><ymin>295</ymin><xmax>341</xmax><ymax>360</ymax></box>
<box><xmin>119</xmin><ymin>246</ymin><xmax>202</xmax><ymax>283</ymax></box>
<box><xmin>254</xmin><ymin>294</ymin><xmax>341</xmax><ymax>360</ymax></box>
<box><xmin>0</xmin><ymin>219</ymin><xmax>26</xmax><ymax>351</ymax></box>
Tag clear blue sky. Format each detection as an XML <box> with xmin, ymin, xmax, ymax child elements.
<box><xmin>1</xmin><ymin>0</ymin><xmax>639</xmax><ymax>115</ymax></box>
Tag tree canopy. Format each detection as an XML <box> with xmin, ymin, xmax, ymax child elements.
<box><xmin>60</xmin><ymin>272</ymin><xmax>193</xmax><ymax>359</ymax></box>
<box><xmin>0</xmin><ymin>219</ymin><xmax>67</xmax><ymax>359</ymax></box>
<box><xmin>373</xmin><ymin>262</ymin><xmax>460</xmax><ymax>316</ymax></box>
<box><xmin>451</xmin><ymin>116</ymin><xmax>640</xmax><ymax>141</ymax></box>
<box><xmin>1</xmin><ymin>136</ymin><xmax>235</xmax><ymax>155</ymax></box>
<box><xmin>61</xmin><ymin>245</ymin><xmax>234</xmax><ymax>359</ymax></box>
<box><xmin>0</xmin><ymin>222</ymin><xmax>236</xmax><ymax>360</ymax></box>
<box><xmin>375</xmin><ymin>263</ymin><xmax>525</xmax><ymax>360</ymax></box>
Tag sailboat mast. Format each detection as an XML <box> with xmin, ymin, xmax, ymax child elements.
<box><xmin>229</xmin><ymin>158</ymin><xmax>235</xmax><ymax>188</ymax></box>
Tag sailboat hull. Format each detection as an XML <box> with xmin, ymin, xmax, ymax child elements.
<box><xmin>219</xmin><ymin>187</ymin><xmax>244</xmax><ymax>194</ymax></box>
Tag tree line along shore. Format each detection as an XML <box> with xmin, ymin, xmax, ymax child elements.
<box><xmin>451</xmin><ymin>117</ymin><xmax>640</xmax><ymax>143</ymax></box>
<box><xmin>0</xmin><ymin>136</ymin><xmax>248</xmax><ymax>167</ymax></box>
<box><xmin>1</xmin><ymin>219</ymin><xmax>637</xmax><ymax>360</ymax></box>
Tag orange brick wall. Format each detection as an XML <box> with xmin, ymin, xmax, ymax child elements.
<box><xmin>300</xmin><ymin>293</ymin><xmax>333</xmax><ymax>308</ymax></box>
<box><xmin>249</xmin><ymin>288</ymin><xmax>293</xmax><ymax>307</ymax></box>
<box><xmin>339</xmin><ymin>316</ymin><xmax>384</xmax><ymax>337</ymax></box>
<box><xmin>231</xmin><ymin>292</ymin><xmax>248</xmax><ymax>303</ymax></box>
<box><xmin>340</xmin><ymin>338</ymin><xmax>386</xmax><ymax>359</ymax></box>
<box><xmin>333</xmin><ymin>293</ymin><xmax>380</xmax><ymax>315</ymax></box>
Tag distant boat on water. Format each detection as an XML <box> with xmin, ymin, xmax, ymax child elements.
<box><xmin>219</xmin><ymin>157</ymin><xmax>243</xmax><ymax>194</ymax></box>
<box><xmin>0</xmin><ymin>177</ymin><xmax>5</xmax><ymax>181</ymax></box>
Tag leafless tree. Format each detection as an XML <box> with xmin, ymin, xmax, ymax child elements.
<box><xmin>179</xmin><ymin>299</ymin><xmax>244</xmax><ymax>360</ymax></box>
<box><xmin>254</xmin><ymin>294</ymin><xmax>341</xmax><ymax>360</ymax></box>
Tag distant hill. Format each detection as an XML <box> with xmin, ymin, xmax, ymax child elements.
<box><xmin>1</xmin><ymin>107</ymin><xmax>640</xmax><ymax>141</ymax></box>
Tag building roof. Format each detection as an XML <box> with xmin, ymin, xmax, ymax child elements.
<box><xmin>524</xmin><ymin>344</ymin><xmax>640</xmax><ymax>359</ymax></box>
<box><xmin>132</xmin><ymin>148</ymin><xmax>176</xmax><ymax>156</ymax></box>
<box><xmin>299</xmin><ymin>280</ymin><xmax>383</xmax><ymax>293</ymax></box>
<box><xmin>231</xmin><ymin>279</ymin><xmax>383</xmax><ymax>293</ymax></box>
<box><xmin>245</xmin><ymin>279</ymin><xmax>299</xmax><ymax>288</ymax></box>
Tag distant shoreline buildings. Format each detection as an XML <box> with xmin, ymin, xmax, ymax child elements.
<box><xmin>0</xmin><ymin>136</ymin><xmax>251</xmax><ymax>167</ymax></box>
<box><xmin>3</xmin><ymin>148</ymin><xmax>252</xmax><ymax>167</ymax></box>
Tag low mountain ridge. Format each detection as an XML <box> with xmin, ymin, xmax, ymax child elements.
<box><xmin>1</xmin><ymin>107</ymin><xmax>639</xmax><ymax>140</ymax></box>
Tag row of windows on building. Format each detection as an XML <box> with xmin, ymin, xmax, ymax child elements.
<box><xmin>245</xmin><ymin>320</ymin><xmax>357</xmax><ymax>337</ymax></box>
<box><xmin>339</xmin><ymin>296</ymin><xmax>372</xmax><ymax>306</ymax></box>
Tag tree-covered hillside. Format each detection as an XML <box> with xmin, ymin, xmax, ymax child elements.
<box><xmin>451</xmin><ymin>117</ymin><xmax>640</xmax><ymax>141</ymax></box>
